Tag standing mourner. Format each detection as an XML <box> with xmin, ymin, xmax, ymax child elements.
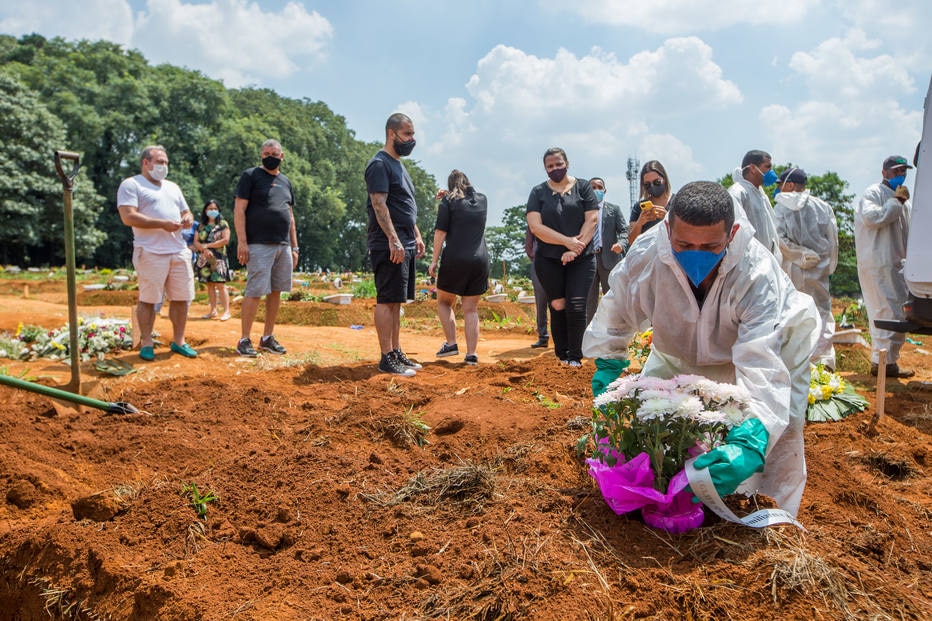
<box><xmin>855</xmin><ymin>155</ymin><xmax>914</xmax><ymax>378</ymax></box>
<box><xmin>194</xmin><ymin>199</ymin><xmax>232</xmax><ymax>321</ymax></box>
<box><xmin>586</xmin><ymin>176</ymin><xmax>629</xmax><ymax>325</ymax></box>
<box><xmin>773</xmin><ymin>167</ymin><xmax>838</xmax><ymax>369</ymax></box>
<box><xmin>116</xmin><ymin>145</ymin><xmax>198</xmax><ymax>360</ymax></box>
<box><xmin>584</xmin><ymin>181</ymin><xmax>819</xmax><ymax>516</ymax></box>
<box><xmin>428</xmin><ymin>170</ymin><xmax>489</xmax><ymax>365</ymax></box>
<box><xmin>728</xmin><ymin>150</ymin><xmax>782</xmax><ymax>262</ymax></box>
<box><xmin>365</xmin><ymin>113</ymin><xmax>426</xmax><ymax>376</ymax></box>
<box><xmin>628</xmin><ymin>160</ymin><xmax>673</xmax><ymax>245</ymax></box>
<box><xmin>233</xmin><ymin>139</ymin><xmax>298</xmax><ymax>357</ymax></box>
<box><xmin>526</xmin><ymin>147</ymin><xmax>598</xmax><ymax>367</ymax></box>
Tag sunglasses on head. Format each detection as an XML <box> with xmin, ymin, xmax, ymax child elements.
<box><xmin>642</xmin><ymin>179</ymin><xmax>664</xmax><ymax>189</ymax></box>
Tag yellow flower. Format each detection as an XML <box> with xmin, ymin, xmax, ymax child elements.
<box><xmin>808</xmin><ymin>393</ymin><xmax>816</xmax><ymax>405</ymax></box>
<box><xmin>15</xmin><ymin>322</ymin><xmax>23</xmax><ymax>337</ymax></box>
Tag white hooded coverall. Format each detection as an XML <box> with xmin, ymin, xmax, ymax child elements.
<box><xmin>854</xmin><ymin>182</ymin><xmax>911</xmax><ymax>364</ymax></box>
<box><xmin>582</xmin><ymin>222</ymin><xmax>819</xmax><ymax>516</ymax></box>
<box><xmin>728</xmin><ymin>168</ymin><xmax>783</xmax><ymax>264</ymax></box>
<box><xmin>775</xmin><ymin>190</ymin><xmax>839</xmax><ymax>369</ymax></box>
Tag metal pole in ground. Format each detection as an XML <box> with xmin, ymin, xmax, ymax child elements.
<box><xmin>54</xmin><ymin>150</ymin><xmax>82</xmax><ymax>394</ymax></box>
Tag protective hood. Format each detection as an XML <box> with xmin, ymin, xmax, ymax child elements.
<box><xmin>775</xmin><ymin>189</ymin><xmax>811</xmax><ymax>212</ymax></box>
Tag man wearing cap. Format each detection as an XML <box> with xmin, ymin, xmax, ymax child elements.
<box><xmin>774</xmin><ymin>167</ymin><xmax>839</xmax><ymax>369</ymax></box>
<box><xmin>855</xmin><ymin>155</ymin><xmax>914</xmax><ymax>378</ymax></box>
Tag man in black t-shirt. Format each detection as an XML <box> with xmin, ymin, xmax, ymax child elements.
<box><xmin>233</xmin><ymin>139</ymin><xmax>298</xmax><ymax>357</ymax></box>
<box><xmin>365</xmin><ymin>112</ymin><xmax>425</xmax><ymax>376</ymax></box>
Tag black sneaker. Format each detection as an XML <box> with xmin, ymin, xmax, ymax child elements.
<box><xmin>393</xmin><ymin>348</ymin><xmax>422</xmax><ymax>370</ymax></box>
<box><xmin>259</xmin><ymin>335</ymin><xmax>287</xmax><ymax>355</ymax></box>
<box><xmin>436</xmin><ymin>342</ymin><xmax>459</xmax><ymax>357</ymax></box>
<box><xmin>464</xmin><ymin>354</ymin><xmax>478</xmax><ymax>365</ymax></box>
<box><xmin>530</xmin><ymin>337</ymin><xmax>549</xmax><ymax>348</ymax></box>
<box><xmin>236</xmin><ymin>337</ymin><xmax>258</xmax><ymax>358</ymax></box>
<box><xmin>379</xmin><ymin>351</ymin><xmax>416</xmax><ymax>377</ymax></box>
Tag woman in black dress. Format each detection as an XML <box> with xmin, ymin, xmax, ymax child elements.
<box><xmin>526</xmin><ymin>147</ymin><xmax>598</xmax><ymax>367</ymax></box>
<box><xmin>428</xmin><ymin>170</ymin><xmax>490</xmax><ymax>365</ymax></box>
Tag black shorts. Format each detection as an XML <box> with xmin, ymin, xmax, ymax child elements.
<box><xmin>371</xmin><ymin>247</ymin><xmax>416</xmax><ymax>304</ymax></box>
<box><xmin>437</xmin><ymin>256</ymin><xmax>489</xmax><ymax>297</ymax></box>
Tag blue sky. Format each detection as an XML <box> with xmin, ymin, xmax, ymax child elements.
<box><xmin>2</xmin><ymin>0</ymin><xmax>930</xmax><ymax>224</ymax></box>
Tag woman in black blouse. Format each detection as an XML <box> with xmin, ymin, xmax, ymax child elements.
<box><xmin>526</xmin><ymin>147</ymin><xmax>598</xmax><ymax>367</ymax></box>
<box><xmin>428</xmin><ymin>170</ymin><xmax>490</xmax><ymax>365</ymax></box>
<box><xmin>627</xmin><ymin>159</ymin><xmax>673</xmax><ymax>245</ymax></box>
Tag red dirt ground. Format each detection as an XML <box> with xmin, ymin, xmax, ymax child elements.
<box><xmin>0</xmin><ymin>281</ymin><xmax>930</xmax><ymax>620</ymax></box>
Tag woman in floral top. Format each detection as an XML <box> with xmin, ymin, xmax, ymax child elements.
<box><xmin>193</xmin><ymin>199</ymin><xmax>231</xmax><ymax>320</ymax></box>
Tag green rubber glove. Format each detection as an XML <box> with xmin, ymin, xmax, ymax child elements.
<box><xmin>591</xmin><ymin>358</ymin><xmax>630</xmax><ymax>396</ymax></box>
<box><xmin>693</xmin><ymin>418</ymin><xmax>769</xmax><ymax>497</ymax></box>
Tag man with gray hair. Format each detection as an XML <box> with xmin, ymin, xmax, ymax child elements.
<box><xmin>233</xmin><ymin>139</ymin><xmax>298</xmax><ymax>357</ymax></box>
<box><xmin>117</xmin><ymin>145</ymin><xmax>198</xmax><ymax>361</ymax></box>
<box><xmin>584</xmin><ymin>180</ymin><xmax>819</xmax><ymax>517</ymax></box>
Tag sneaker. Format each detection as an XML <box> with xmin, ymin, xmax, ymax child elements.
<box><xmin>530</xmin><ymin>337</ymin><xmax>549</xmax><ymax>348</ymax></box>
<box><xmin>436</xmin><ymin>342</ymin><xmax>459</xmax><ymax>357</ymax></box>
<box><xmin>139</xmin><ymin>345</ymin><xmax>155</xmax><ymax>361</ymax></box>
<box><xmin>393</xmin><ymin>348</ymin><xmax>422</xmax><ymax>369</ymax></box>
<box><xmin>236</xmin><ymin>337</ymin><xmax>258</xmax><ymax>358</ymax></box>
<box><xmin>567</xmin><ymin>359</ymin><xmax>582</xmax><ymax>368</ymax></box>
<box><xmin>259</xmin><ymin>335</ymin><xmax>286</xmax><ymax>355</ymax></box>
<box><xmin>464</xmin><ymin>354</ymin><xmax>478</xmax><ymax>365</ymax></box>
<box><xmin>170</xmin><ymin>342</ymin><xmax>198</xmax><ymax>358</ymax></box>
<box><xmin>379</xmin><ymin>351</ymin><xmax>416</xmax><ymax>377</ymax></box>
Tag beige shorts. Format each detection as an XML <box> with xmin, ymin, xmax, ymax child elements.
<box><xmin>133</xmin><ymin>247</ymin><xmax>195</xmax><ymax>304</ymax></box>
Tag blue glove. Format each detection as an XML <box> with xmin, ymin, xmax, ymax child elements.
<box><xmin>591</xmin><ymin>358</ymin><xmax>630</xmax><ymax>396</ymax></box>
<box><xmin>693</xmin><ymin>418</ymin><xmax>769</xmax><ymax>498</ymax></box>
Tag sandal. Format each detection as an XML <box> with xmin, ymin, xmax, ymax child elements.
<box><xmin>202</xmin><ymin>310</ymin><xmax>218</xmax><ymax>319</ymax></box>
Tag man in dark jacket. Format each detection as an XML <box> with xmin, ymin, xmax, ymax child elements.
<box><xmin>586</xmin><ymin>176</ymin><xmax>629</xmax><ymax>324</ymax></box>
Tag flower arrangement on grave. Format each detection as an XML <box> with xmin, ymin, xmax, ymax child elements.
<box><xmin>806</xmin><ymin>363</ymin><xmax>868</xmax><ymax>422</ymax></box>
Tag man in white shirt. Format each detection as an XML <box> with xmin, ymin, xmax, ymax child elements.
<box><xmin>728</xmin><ymin>150</ymin><xmax>782</xmax><ymax>263</ymax></box>
<box><xmin>117</xmin><ymin>145</ymin><xmax>197</xmax><ymax>361</ymax></box>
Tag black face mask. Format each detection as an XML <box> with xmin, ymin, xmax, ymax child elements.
<box><xmin>645</xmin><ymin>180</ymin><xmax>666</xmax><ymax>198</ymax></box>
<box><xmin>394</xmin><ymin>138</ymin><xmax>416</xmax><ymax>157</ymax></box>
<box><xmin>262</xmin><ymin>156</ymin><xmax>282</xmax><ymax>170</ymax></box>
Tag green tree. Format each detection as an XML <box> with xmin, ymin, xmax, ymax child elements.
<box><xmin>485</xmin><ymin>204</ymin><xmax>530</xmax><ymax>279</ymax></box>
<box><xmin>0</xmin><ymin>73</ymin><xmax>104</xmax><ymax>265</ymax></box>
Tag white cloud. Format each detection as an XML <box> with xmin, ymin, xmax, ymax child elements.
<box><xmin>133</xmin><ymin>0</ymin><xmax>333</xmax><ymax>87</ymax></box>
<box><xmin>764</xmin><ymin>29</ymin><xmax>923</xmax><ymax>197</ymax></box>
<box><xmin>0</xmin><ymin>0</ymin><xmax>134</xmax><ymax>45</ymax></box>
<box><xmin>418</xmin><ymin>38</ymin><xmax>740</xmax><ymax>220</ymax></box>
<box><xmin>545</xmin><ymin>0</ymin><xmax>810</xmax><ymax>33</ymax></box>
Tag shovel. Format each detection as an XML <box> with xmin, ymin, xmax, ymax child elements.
<box><xmin>53</xmin><ymin>150</ymin><xmax>82</xmax><ymax>393</ymax></box>
<box><xmin>0</xmin><ymin>372</ymin><xmax>139</xmax><ymax>414</ymax></box>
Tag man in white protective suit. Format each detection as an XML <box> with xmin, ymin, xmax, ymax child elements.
<box><xmin>584</xmin><ymin>181</ymin><xmax>819</xmax><ymax>517</ymax></box>
<box><xmin>773</xmin><ymin>167</ymin><xmax>839</xmax><ymax>370</ymax></box>
<box><xmin>855</xmin><ymin>155</ymin><xmax>914</xmax><ymax>378</ymax></box>
<box><xmin>728</xmin><ymin>149</ymin><xmax>782</xmax><ymax>263</ymax></box>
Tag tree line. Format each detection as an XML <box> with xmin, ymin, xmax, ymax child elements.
<box><xmin>0</xmin><ymin>34</ymin><xmax>438</xmax><ymax>272</ymax></box>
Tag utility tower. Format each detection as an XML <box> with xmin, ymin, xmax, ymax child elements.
<box><xmin>625</xmin><ymin>157</ymin><xmax>640</xmax><ymax>208</ymax></box>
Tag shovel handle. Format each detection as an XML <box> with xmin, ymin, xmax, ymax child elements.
<box><xmin>54</xmin><ymin>150</ymin><xmax>81</xmax><ymax>188</ymax></box>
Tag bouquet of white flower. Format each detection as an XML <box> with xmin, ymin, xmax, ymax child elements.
<box><xmin>581</xmin><ymin>373</ymin><xmax>754</xmax><ymax>533</ymax></box>
<box><xmin>8</xmin><ymin>318</ymin><xmax>133</xmax><ymax>362</ymax></box>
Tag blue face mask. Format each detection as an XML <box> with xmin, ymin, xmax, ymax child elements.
<box><xmin>772</xmin><ymin>187</ymin><xmax>781</xmax><ymax>198</ymax></box>
<box><xmin>672</xmin><ymin>248</ymin><xmax>727</xmax><ymax>287</ymax></box>
<box><xmin>762</xmin><ymin>169</ymin><xmax>779</xmax><ymax>186</ymax></box>
<box><xmin>887</xmin><ymin>175</ymin><xmax>905</xmax><ymax>190</ymax></box>
<box><xmin>206</xmin><ymin>209</ymin><xmax>220</xmax><ymax>219</ymax></box>
<box><xmin>593</xmin><ymin>189</ymin><xmax>605</xmax><ymax>202</ymax></box>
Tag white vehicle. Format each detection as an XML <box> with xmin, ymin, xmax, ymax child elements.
<box><xmin>876</xmin><ymin>74</ymin><xmax>932</xmax><ymax>335</ymax></box>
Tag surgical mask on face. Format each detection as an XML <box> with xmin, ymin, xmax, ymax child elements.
<box><xmin>548</xmin><ymin>167</ymin><xmax>568</xmax><ymax>182</ymax></box>
<box><xmin>762</xmin><ymin>169</ymin><xmax>779</xmax><ymax>186</ymax></box>
<box><xmin>773</xmin><ymin>186</ymin><xmax>781</xmax><ymax>198</ymax></box>
<box><xmin>393</xmin><ymin>137</ymin><xmax>416</xmax><ymax>157</ymax></box>
<box><xmin>206</xmin><ymin>209</ymin><xmax>220</xmax><ymax>219</ymax></box>
<box><xmin>672</xmin><ymin>248</ymin><xmax>727</xmax><ymax>288</ymax></box>
<box><xmin>887</xmin><ymin>175</ymin><xmax>906</xmax><ymax>190</ymax></box>
<box><xmin>149</xmin><ymin>164</ymin><xmax>168</xmax><ymax>181</ymax></box>
<box><xmin>593</xmin><ymin>189</ymin><xmax>605</xmax><ymax>202</ymax></box>
<box><xmin>262</xmin><ymin>156</ymin><xmax>282</xmax><ymax>170</ymax></box>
